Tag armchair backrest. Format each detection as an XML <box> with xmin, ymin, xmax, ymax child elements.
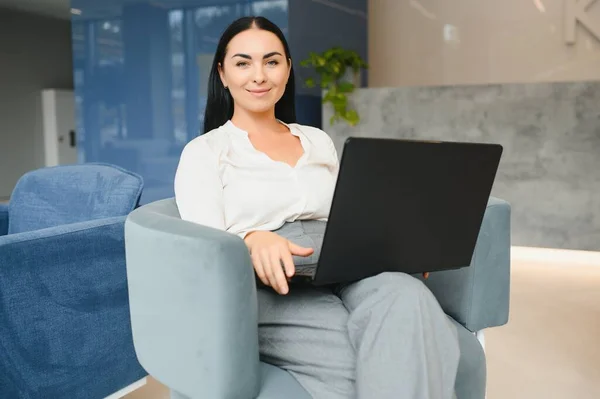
<box><xmin>8</xmin><ymin>163</ymin><xmax>143</xmax><ymax>234</ymax></box>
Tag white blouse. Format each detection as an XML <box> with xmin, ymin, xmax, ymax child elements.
<box><xmin>174</xmin><ymin>120</ymin><xmax>339</xmax><ymax>238</ymax></box>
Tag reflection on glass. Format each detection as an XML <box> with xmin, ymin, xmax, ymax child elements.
<box><xmin>71</xmin><ymin>0</ymin><xmax>290</xmax><ymax>204</ymax></box>
<box><xmin>252</xmin><ymin>0</ymin><xmax>288</xmax><ymax>34</ymax></box>
<box><xmin>169</xmin><ymin>10</ymin><xmax>186</xmax><ymax>146</ymax></box>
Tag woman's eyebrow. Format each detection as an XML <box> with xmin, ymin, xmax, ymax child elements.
<box><xmin>263</xmin><ymin>51</ymin><xmax>283</xmax><ymax>58</ymax></box>
<box><xmin>231</xmin><ymin>51</ymin><xmax>283</xmax><ymax>59</ymax></box>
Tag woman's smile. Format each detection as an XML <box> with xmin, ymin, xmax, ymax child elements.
<box><xmin>247</xmin><ymin>88</ymin><xmax>272</xmax><ymax>97</ymax></box>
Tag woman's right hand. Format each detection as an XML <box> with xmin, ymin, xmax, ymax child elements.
<box><xmin>244</xmin><ymin>231</ymin><xmax>314</xmax><ymax>295</ymax></box>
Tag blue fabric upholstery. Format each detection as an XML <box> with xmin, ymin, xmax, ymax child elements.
<box><xmin>0</xmin><ymin>164</ymin><xmax>146</xmax><ymax>399</ymax></box>
<box><xmin>450</xmin><ymin>317</ymin><xmax>486</xmax><ymax>399</ymax></box>
<box><xmin>125</xmin><ymin>198</ymin><xmax>261</xmax><ymax>398</ymax></box>
<box><xmin>125</xmin><ymin>197</ymin><xmax>511</xmax><ymax>399</ymax></box>
<box><xmin>8</xmin><ymin>163</ymin><xmax>143</xmax><ymax>234</ymax></box>
<box><xmin>170</xmin><ymin>363</ymin><xmax>311</xmax><ymax>399</ymax></box>
<box><xmin>0</xmin><ymin>203</ymin><xmax>8</xmax><ymax>236</ymax></box>
<box><xmin>257</xmin><ymin>363</ymin><xmax>312</xmax><ymax>398</ymax></box>
<box><xmin>0</xmin><ymin>218</ymin><xmax>147</xmax><ymax>398</ymax></box>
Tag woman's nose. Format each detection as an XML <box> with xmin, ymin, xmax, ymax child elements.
<box><xmin>253</xmin><ymin>66</ymin><xmax>267</xmax><ymax>83</ymax></box>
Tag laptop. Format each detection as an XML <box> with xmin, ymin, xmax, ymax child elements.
<box><xmin>280</xmin><ymin>136</ymin><xmax>503</xmax><ymax>286</ymax></box>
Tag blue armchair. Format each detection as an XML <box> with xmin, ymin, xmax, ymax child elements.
<box><xmin>125</xmin><ymin>197</ymin><xmax>511</xmax><ymax>399</ymax></box>
<box><xmin>0</xmin><ymin>163</ymin><xmax>147</xmax><ymax>399</ymax></box>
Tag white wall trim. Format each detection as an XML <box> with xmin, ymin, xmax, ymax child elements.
<box><xmin>104</xmin><ymin>377</ymin><xmax>147</xmax><ymax>399</ymax></box>
<box><xmin>41</xmin><ymin>90</ymin><xmax>59</xmax><ymax>167</ymax></box>
<box><xmin>511</xmin><ymin>246</ymin><xmax>600</xmax><ymax>265</ymax></box>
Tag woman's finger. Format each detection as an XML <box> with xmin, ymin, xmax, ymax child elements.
<box><xmin>288</xmin><ymin>241</ymin><xmax>314</xmax><ymax>257</ymax></box>
<box><xmin>252</xmin><ymin>252</ymin><xmax>269</xmax><ymax>286</ymax></box>
<box><xmin>270</xmin><ymin>250</ymin><xmax>289</xmax><ymax>295</ymax></box>
<box><xmin>260</xmin><ymin>249</ymin><xmax>277</xmax><ymax>288</ymax></box>
<box><xmin>280</xmin><ymin>247</ymin><xmax>296</xmax><ymax>278</ymax></box>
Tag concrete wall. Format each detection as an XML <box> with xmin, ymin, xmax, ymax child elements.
<box><xmin>323</xmin><ymin>82</ymin><xmax>600</xmax><ymax>251</ymax></box>
<box><xmin>368</xmin><ymin>0</ymin><xmax>600</xmax><ymax>87</ymax></box>
<box><xmin>363</xmin><ymin>0</ymin><xmax>600</xmax><ymax>251</ymax></box>
<box><xmin>0</xmin><ymin>8</ymin><xmax>73</xmax><ymax>199</ymax></box>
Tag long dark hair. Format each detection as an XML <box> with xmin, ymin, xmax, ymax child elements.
<box><xmin>203</xmin><ymin>16</ymin><xmax>297</xmax><ymax>133</ymax></box>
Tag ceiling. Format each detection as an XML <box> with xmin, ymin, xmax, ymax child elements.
<box><xmin>0</xmin><ymin>0</ymin><xmax>279</xmax><ymax>20</ymax></box>
<box><xmin>0</xmin><ymin>0</ymin><xmax>71</xmax><ymax>19</ymax></box>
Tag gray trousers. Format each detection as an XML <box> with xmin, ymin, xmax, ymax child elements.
<box><xmin>257</xmin><ymin>272</ymin><xmax>460</xmax><ymax>399</ymax></box>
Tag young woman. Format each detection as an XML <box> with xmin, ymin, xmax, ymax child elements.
<box><xmin>174</xmin><ymin>16</ymin><xmax>459</xmax><ymax>399</ymax></box>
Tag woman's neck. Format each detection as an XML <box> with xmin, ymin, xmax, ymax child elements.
<box><xmin>231</xmin><ymin>109</ymin><xmax>285</xmax><ymax>135</ymax></box>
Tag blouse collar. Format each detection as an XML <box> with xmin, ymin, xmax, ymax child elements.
<box><xmin>224</xmin><ymin>119</ymin><xmax>299</xmax><ymax>137</ymax></box>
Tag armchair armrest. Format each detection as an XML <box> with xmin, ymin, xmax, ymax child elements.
<box><xmin>424</xmin><ymin>197</ymin><xmax>511</xmax><ymax>332</ymax></box>
<box><xmin>125</xmin><ymin>199</ymin><xmax>260</xmax><ymax>399</ymax></box>
<box><xmin>0</xmin><ymin>216</ymin><xmax>146</xmax><ymax>398</ymax></box>
<box><xmin>0</xmin><ymin>203</ymin><xmax>8</xmax><ymax>236</ymax></box>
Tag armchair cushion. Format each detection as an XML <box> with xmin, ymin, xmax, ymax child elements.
<box><xmin>257</xmin><ymin>363</ymin><xmax>311</xmax><ymax>399</ymax></box>
<box><xmin>8</xmin><ymin>163</ymin><xmax>143</xmax><ymax>234</ymax></box>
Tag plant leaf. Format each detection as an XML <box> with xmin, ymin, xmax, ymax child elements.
<box><xmin>299</xmin><ymin>46</ymin><xmax>368</xmax><ymax>126</ymax></box>
<box><xmin>322</xmin><ymin>90</ymin><xmax>336</xmax><ymax>103</ymax></box>
<box><xmin>345</xmin><ymin>110</ymin><xmax>359</xmax><ymax>126</ymax></box>
<box><xmin>331</xmin><ymin>96</ymin><xmax>347</xmax><ymax>109</ymax></box>
<box><xmin>333</xmin><ymin>103</ymin><xmax>346</xmax><ymax>113</ymax></box>
<box><xmin>338</xmin><ymin>82</ymin><xmax>354</xmax><ymax>93</ymax></box>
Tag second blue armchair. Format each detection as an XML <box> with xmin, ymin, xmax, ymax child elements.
<box><xmin>0</xmin><ymin>163</ymin><xmax>147</xmax><ymax>399</ymax></box>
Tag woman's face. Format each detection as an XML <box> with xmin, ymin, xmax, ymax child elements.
<box><xmin>219</xmin><ymin>28</ymin><xmax>291</xmax><ymax>117</ymax></box>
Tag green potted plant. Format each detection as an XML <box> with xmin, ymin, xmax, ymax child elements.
<box><xmin>300</xmin><ymin>47</ymin><xmax>368</xmax><ymax>126</ymax></box>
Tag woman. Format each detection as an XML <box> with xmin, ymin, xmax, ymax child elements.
<box><xmin>174</xmin><ymin>16</ymin><xmax>459</xmax><ymax>399</ymax></box>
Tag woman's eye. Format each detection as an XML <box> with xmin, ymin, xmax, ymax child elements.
<box><xmin>267</xmin><ymin>60</ymin><xmax>279</xmax><ymax>66</ymax></box>
<box><xmin>236</xmin><ymin>61</ymin><xmax>249</xmax><ymax>67</ymax></box>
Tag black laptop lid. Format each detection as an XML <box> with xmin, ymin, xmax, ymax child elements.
<box><xmin>314</xmin><ymin>137</ymin><xmax>503</xmax><ymax>285</ymax></box>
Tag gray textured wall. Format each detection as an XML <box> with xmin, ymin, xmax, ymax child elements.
<box><xmin>323</xmin><ymin>82</ymin><xmax>600</xmax><ymax>251</ymax></box>
<box><xmin>0</xmin><ymin>8</ymin><xmax>73</xmax><ymax>199</ymax></box>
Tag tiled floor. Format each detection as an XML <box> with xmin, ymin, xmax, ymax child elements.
<box><xmin>124</xmin><ymin>251</ymin><xmax>600</xmax><ymax>399</ymax></box>
<box><xmin>486</xmin><ymin>255</ymin><xmax>600</xmax><ymax>399</ymax></box>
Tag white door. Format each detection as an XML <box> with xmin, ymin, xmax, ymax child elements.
<box><xmin>42</xmin><ymin>89</ymin><xmax>78</xmax><ymax>167</ymax></box>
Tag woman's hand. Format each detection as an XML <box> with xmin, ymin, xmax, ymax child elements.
<box><xmin>244</xmin><ymin>231</ymin><xmax>314</xmax><ymax>295</ymax></box>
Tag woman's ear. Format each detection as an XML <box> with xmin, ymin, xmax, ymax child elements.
<box><xmin>218</xmin><ymin>62</ymin><xmax>227</xmax><ymax>88</ymax></box>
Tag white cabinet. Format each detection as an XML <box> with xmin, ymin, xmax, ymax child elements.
<box><xmin>41</xmin><ymin>89</ymin><xmax>78</xmax><ymax>167</ymax></box>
